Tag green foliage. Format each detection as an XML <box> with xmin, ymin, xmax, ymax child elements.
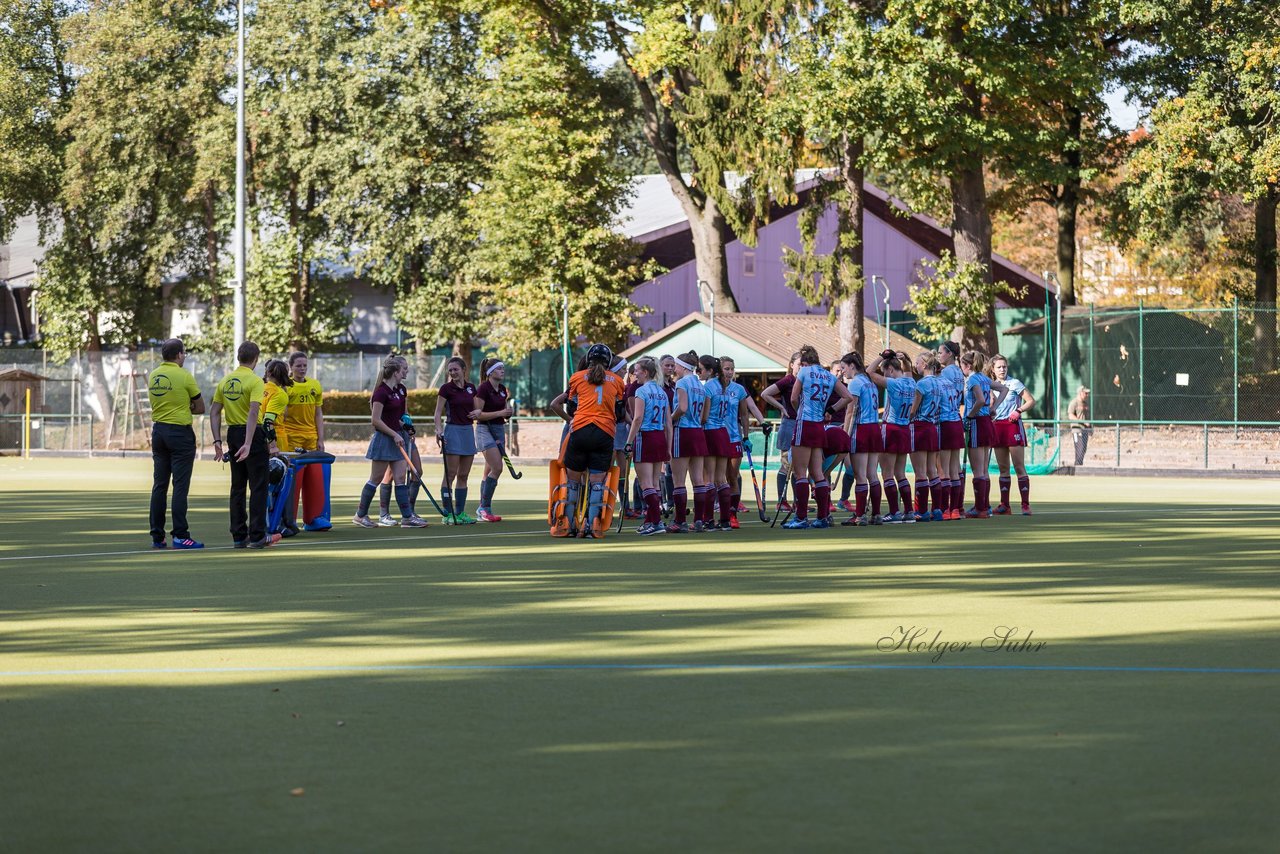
<box><xmin>908</xmin><ymin>251</ymin><xmax>1018</xmax><ymax>340</ymax></box>
<box><xmin>468</xmin><ymin>5</ymin><xmax>653</xmax><ymax>358</ymax></box>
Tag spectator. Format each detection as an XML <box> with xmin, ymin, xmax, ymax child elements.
<box><xmin>1067</xmin><ymin>385</ymin><xmax>1091</xmax><ymax>466</ymax></box>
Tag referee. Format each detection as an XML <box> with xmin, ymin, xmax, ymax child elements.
<box><xmin>148</xmin><ymin>337</ymin><xmax>205</xmax><ymax>549</ymax></box>
<box><xmin>209</xmin><ymin>341</ymin><xmax>275</xmax><ymax>549</ymax></box>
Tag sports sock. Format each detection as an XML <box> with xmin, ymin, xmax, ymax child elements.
<box><xmin>870</xmin><ymin>479</ymin><xmax>883</xmax><ymax>516</ymax></box>
<box><xmin>394</xmin><ymin>483</ymin><xmax>412</xmax><ymax>518</ymax></box>
<box><xmin>663</xmin><ymin>467</ymin><xmax>675</xmax><ymax>502</ymax></box>
<box><xmin>483</xmin><ymin>475</ymin><xmax>499</xmax><ymax>509</ymax></box>
<box><xmin>644</xmin><ymin>488</ymin><xmax>661</xmax><ymax>524</ymax></box>
<box><xmin>358</xmin><ymin>481</ymin><xmax>377</xmax><ymax>517</ymax></box>
<box><xmin>409</xmin><ymin>480</ymin><xmax>422</xmax><ymax>513</ymax></box>
<box><xmin>915</xmin><ymin>478</ymin><xmax>929</xmax><ymax>516</ymax></box>
<box><xmin>1018</xmin><ymin>475</ymin><xmax>1030</xmax><ymax>506</ymax></box>
<box><xmin>999</xmin><ymin>475</ymin><xmax>1011</xmax><ymax>508</ymax></box>
<box><xmin>884</xmin><ymin>479</ymin><xmax>899</xmax><ymax>515</ymax></box>
<box><xmin>717</xmin><ymin>483</ymin><xmax>732</xmax><ymax>523</ymax></box>
<box><xmin>897</xmin><ymin>478</ymin><xmax>913</xmax><ymax>514</ymax></box>
<box><xmin>587</xmin><ymin>481</ymin><xmax>604</xmax><ymax>529</ymax></box>
<box><xmin>840</xmin><ymin>471</ymin><xmax>855</xmax><ymax>502</ymax></box>
<box><xmin>855</xmin><ymin>482</ymin><xmax>868</xmax><ymax>517</ymax></box>
<box><xmin>674</xmin><ymin>486</ymin><xmax>688</xmax><ymax>523</ymax></box>
<box><xmin>814</xmin><ymin>479</ymin><xmax>831</xmax><ymax>519</ymax></box>
<box><xmin>729</xmin><ymin>489</ymin><xmax>741</xmax><ymax>516</ymax></box>
<box><xmin>379</xmin><ymin>483</ymin><xmax>391</xmax><ymax>516</ymax></box>
<box><xmin>794</xmin><ymin>478</ymin><xmax>811</xmax><ymax>520</ymax></box>
<box><xmin>950</xmin><ymin>478</ymin><xmax>962</xmax><ymax>511</ymax></box>
<box><xmin>776</xmin><ymin>471</ymin><xmax>788</xmax><ymax>501</ymax></box>
<box><xmin>930</xmin><ymin>477</ymin><xmax>943</xmax><ymax>513</ymax></box>
<box><xmin>454</xmin><ymin>487</ymin><xmax>468</xmax><ymax>517</ymax></box>
<box><xmin>976</xmin><ymin>476</ymin><xmax>990</xmax><ymax>511</ymax></box>
<box><xmin>441</xmin><ymin>483</ymin><xmax>454</xmax><ymax>516</ymax></box>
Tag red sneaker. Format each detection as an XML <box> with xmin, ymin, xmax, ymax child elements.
<box><xmin>1021</xmin><ymin>504</ymin><xmax>1032</xmax><ymax>516</ymax></box>
<box><xmin>777</xmin><ymin>499</ymin><xmax>793</xmax><ymax>513</ymax></box>
<box><xmin>836</xmin><ymin>499</ymin><xmax>855</xmax><ymax>513</ymax></box>
<box><xmin>729</xmin><ymin>514</ymin><xmax>740</xmax><ymax>529</ymax></box>
<box><xmin>995</xmin><ymin>504</ymin><xmax>1011</xmax><ymax>515</ymax></box>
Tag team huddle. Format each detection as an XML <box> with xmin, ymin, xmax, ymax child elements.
<box><xmin>546</xmin><ymin>340</ymin><xmax>1036</xmax><ymax>537</ymax></box>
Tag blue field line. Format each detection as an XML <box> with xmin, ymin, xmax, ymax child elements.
<box><xmin>1</xmin><ymin>661</ymin><xmax>1277</xmax><ymax>678</ymax></box>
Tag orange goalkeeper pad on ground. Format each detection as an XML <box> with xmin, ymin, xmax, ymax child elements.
<box><xmin>548</xmin><ymin>459</ymin><xmax>621</xmax><ymax>538</ymax></box>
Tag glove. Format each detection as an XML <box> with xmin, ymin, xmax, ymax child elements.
<box><xmin>401</xmin><ymin>413</ymin><xmax>416</xmax><ymax>435</ymax></box>
<box><xmin>624</xmin><ymin>443</ymin><xmax>634</xmax><ymax>457</ymax></box>
<box><xmin>743</xmin><ymin>438</ymin><xmax>753</xmax><ymax>454</ymax></box>
<box><xmin>762</xmin><ymin>422</ymin><xmax>774</xmax><ymax>436</ymax></box>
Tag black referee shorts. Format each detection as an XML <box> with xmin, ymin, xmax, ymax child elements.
<box><xmin>563</xmin><ymin>424</ymin><xmax>614</xmax><ymax>474</ymax></box>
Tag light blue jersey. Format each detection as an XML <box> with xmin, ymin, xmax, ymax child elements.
<box><xmin>635</xmin><ymin>382</ymin><xmax>670</xmax><ymax>432</ymax></box>
<box><xmin>724</xmin><ymin>381</ymin><xmax>749</xmax><ymax>442</ymax></box>
<box><xmin>940</xmin><ymin>364</ymin><xmax>964</xmax><ymax>423</ymax></box>
<box><xmin>702</xmin><ymin>378</ymin><xmax>730</xmax><ymax>429</ymax></box>
<box><xmin>914</xmin><ymin>375</ymin><xmax>944</xmax><ymax>423</ymax></box>
<box><xmin>850</xmin><ymin>374</ymin><xmax>880</xmax><ymax>425</ymax></box>
<box><xmin>965</xmin><ymin>373</ymin><xmax>992</xmax><ymax>417</ymax></box>
<box><xmin>994</xmin><ymin>376</ymin><xmax>1026</xmax><ymax>420</ymax></box>
<box><xmin>797</xmin><ymin>365</ymin><xmax>836</xmax><ymax>423</ymax></box>
<box><xmin>884</xmin><ymin>376</ymin><xmax>917</xmax><ymax>426</ymax></box>
<box><xmin>676</xmin><ymin>374</ymin><xmax>707</xmax><ymax>428</ymax></box>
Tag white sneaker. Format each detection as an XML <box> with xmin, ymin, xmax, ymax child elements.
<box><xmin>352</xmin><ymin>514</ymin><xmax>376</xmax><ymax>529</ymax></box>
<box><xmin>377</xmin><ymin>513</ymin><xmax>397</xmax><ymax>527</ymax></box>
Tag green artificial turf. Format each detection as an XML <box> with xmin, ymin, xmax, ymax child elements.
<box><xmin>1</xmin><ymin>457</ymin><xmax>1278</xmax><ymax>851</ymax></box>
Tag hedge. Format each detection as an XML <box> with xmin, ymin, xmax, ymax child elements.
<box><xmin>322</xmin><ymin>389</ymin><xmax>440</xmax><ymax>419</ymax></box>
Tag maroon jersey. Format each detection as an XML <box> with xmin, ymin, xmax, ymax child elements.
<box><xmin>371</xmin><ymin>381</ymin><xmax>407</xmax><ymax>432</ymax></box>
<box><xmin>775</xmin><ymin>374</ymin><xmax>798</xmax><ymax>419</ymax></box>
<box><xmin>475</xmin><ymin>380</ymin><xmax>510</xmax><ymax>425</ymax></box>
<box><xmin>623</xmin><ymin>380</ymin><xmax>641</xmax><ymax>424</ymax></box>
<box><xmin>662</xmin><ymin>381</ymin><xmax>676</xmax><ymax>408</ymax></box>
<box><xmin>439</xmin><ymin>380</ymin><xmax>478</xmax><ymax>425</ymax></box>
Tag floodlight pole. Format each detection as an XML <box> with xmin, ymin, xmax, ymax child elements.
<box><xmin>871</xmin><ymin>275</ymin><xmax>890</xmax><ymax>351</ymax></box>
<box><xmin>551</xmin><ymin>280</ymin><xmax>569</xmax><ymax>389</ymax></box>
<box><xmin>232</xmin><ymin>0</ymin><xmax>247</xmax><ymax>351</ymax></box>
<box><xmin>1046</xmin><ymin>271</ymin><xmax>1064</xmax><ymax>445</ymax></box>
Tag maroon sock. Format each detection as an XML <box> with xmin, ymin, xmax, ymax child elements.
<box><xmin>674</xmin><ymin>487</ymin><xmax>688</xmax><ymax>523</ymax></box>
<box><xmin>897</xmin><ymin>479</ymin><xmax>913</xmax><ymax>514</ymax></box>
<box><xmin>717</xmin><ymin>485</ymin><xmax>732</xmax><ymax>523</ymax></box>
<box><xmin>1018</xmin><ymin>476</ymin><xmax>1030</xmax><ymax>506</ymax></box>
<box><xmin>795</xmin><ymin>479</ymin><xmax>811</xmax><ymax>520</ymax></box>
<box><xmin>999</xmin><ymin>476</ymin><xmax>1011</xmax><ymax>507</ymax></box>
<box><xmin>644</xmin><ymin>489</ymin><xmax>661</xmax><ymax>524</ymax></box>
<box><xmin>980</xmin><ymin>477</ymin><xmax>992</xmax><ymax>511</ymax></box>
<box><xmin>730</xmin><ymin>491</ymin><xmax>741</xmax><ymax>516</ymax></box>
<box><xmin>884</xmin><ymin>481</ymin><xmax>899</xmax><ymax>515</ymax></box>
<box><xmin>693</xmin><ymin>486</ymin><xmax>708</xmax><ymax>523</ymax></box>
<box><xmin>870</xmin><ymin>480</ymin><xmax>882</xmax><ymax>516</ymax></box>
<box><xmin>855</xmin><ymin>484</ymin><xmax>868</xmax><ymax>517</ymax></box>
<box><xmin>815</xmin><ymin>480</ymin><xmax>831</xmax><ymax>519</ymax></box>
<box><xmin>915</xmin><ymin>480</ymin><xmax>929</xmax><ymax>515</ymax></box>
<box><xmin>930</xmin><ymin>478</ymin><xmax>944</xmax><ymax>513</ymax></box>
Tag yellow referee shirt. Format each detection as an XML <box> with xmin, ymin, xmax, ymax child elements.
<box><xmin>212</xmin><ymin>366</ymin><xmax>264</xmax><ymax>426</ymax></box>
<box><xmin>281</xmin><ymin>377</ymin><xmax>323</xmax><ymax>449</ymax></box>
<box><xmin>148</xmin><ymin>362</ymin><xmax>202</xmax><ymax>426</ymax></box>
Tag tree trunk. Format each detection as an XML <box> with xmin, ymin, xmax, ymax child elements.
<box><xmin>1254</xmin><ymin>186</ymin><xmax>1278</xmax><ymax>372</ymax></box>
<box><xmin>85</xmin><ymin>325</ymin><xmax>113</xmax><ymax>425</ymax></box>
<box><xmin>451</xmin><ymin>337</ymin><xmax>472</xmax><ymax>373</ymax></box>
<box><xmin>1054</xmin><ymin>106</ymin><xmax>1083</xmax><ymax>306</ymax></box>
<box><xmin>949</xmin><ymin>162</ymin><xmax>999</xmax><ymax>354</ymax></box>
<box><xmin>836</xmin><ymin>135</ymin><xmax>865</xmax><ymax>356</ymax></box>
<box><xmin>687</xmin><ymin>191</ymin><xmax>739</xmax><ymax>314</ymax></box>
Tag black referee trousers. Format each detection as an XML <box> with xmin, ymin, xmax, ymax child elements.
<box><xmin>227</xmin><ymin>424</ymin><xmax>269</xmax><ymax>543</ymax></box>
<box><xmin>150</xmin><ymin>422</ymin><xmax>196</xmax><ymax>542</ymax></box>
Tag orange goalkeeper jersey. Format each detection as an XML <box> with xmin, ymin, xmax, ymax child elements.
<box><xmin>568</xmin><ymin>370</ymin><xmax>626</xmax><ymax>437</ymax></box>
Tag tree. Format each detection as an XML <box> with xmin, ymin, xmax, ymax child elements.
<box><xmin>468</xmin><ymin>5</ymin><xmax>652</xmax><ymax>358</ymax></box>
<box><xmin>605</xmin><ymin>1</ymin><xmax>804</xmax><ymax>314</ymax></box>
<box><xmin>1118</xmin><ymin>0</ymin><xmax>1279</xmax><ymax>370</ymax></box>
<box><xmin>875</xmin><ymin>0</ymin><xmax>1053</xmax><ymax>352</ymax></box>
<box><xmin>778</xmin><ymin>2</ymin><xmax>886</xmax><ymax>355</ymax></box>
<box><xmin>326</xmin><ymin>6</ymin><xmax>488</xmax><ymax>375</ymax></box>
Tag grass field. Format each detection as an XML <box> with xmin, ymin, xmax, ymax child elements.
<box><xmin>1</xmin><ymin>457</ymin><xmax>1278</xmax><ymax>852</ymax></box>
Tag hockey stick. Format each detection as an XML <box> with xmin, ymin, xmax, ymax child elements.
<box><xmin>397</xmin><ymin>442</ymin><xmax>445</xmax><ymax>518</ymax></box>
<box><xmin>743</xmin><ymin>444</ymin><xmax>767</xmax><ymax>523</ymax></box>
<box><xmin>617</xmin><ymin>450</ymin><xmax>632</xmax><ymax>534</ymax></box>
<box><xmin>497</xmin><ymin>443</ymin><xmax>523</xmax><ymax>479</ymax></box>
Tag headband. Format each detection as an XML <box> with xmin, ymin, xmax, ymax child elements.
<box><xmin>611</xmin><ymin>357</ymin><xmax>628</xmax><ymax>373</ymax></box>
<box><xmin>675</xmin><ymin>357</ymin><xmax>695</xmax><ymax>372</ymax></box>
<box><xmin>486</xmin><ymin>361</ymin><xmax>504</xmax><ymax>376</ymax></box>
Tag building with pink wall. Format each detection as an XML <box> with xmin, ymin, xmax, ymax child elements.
<box><xmin>619</xmin><ymin>174</ymin><xmax>1054</xmax><ymax>339</ymax></box>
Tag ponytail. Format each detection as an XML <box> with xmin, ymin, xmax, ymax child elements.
<box><xmin>381</xmin><ymin>357</ymin><xmax>400</xmax><ymax>381</ymax></box>
<box><xmin>798</xmin><ymin>344</ymin><xmax>820</xmax><ymax>366</ymax></box>
<box><xmin>587</xmin><ymin>363</ymin><xmax>606</xmax><ymax>385</ymax></box>
<box><xmin>698</xmin><ymin>354</ymin><xmax>723</xmax><ymax>384</ymax></box>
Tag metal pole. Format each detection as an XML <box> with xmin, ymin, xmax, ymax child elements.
<box><xmin>1088</xmin><ymin>302</ymin><xmax>1095</xmax><ymax>412</ymax></box>
<box><xmin>232</xmin><ymin>0</ymin><xmax>247</xmax><ymax>350</ymax></box>
<box><xmin>1137</xmin><ymin>298</ymin><xmax>1144</xmax><ymax>431</ymax></box>
<box><xmin>562</xmin><ymin>290</ymin><xmax>569</xmax><ymax>390</ymax></box>
<box><xmin>23</xmin><ymin>388</ymin><xmax>31</xmax><ymax>459</ymax></box>
<box><xmin>1204</xmin><ymin>423</ymin><xmax>1209</xmax><ymax>469</ymax></box>
<box><xmin>1055</xmin><ymin>277</ymin><xmax>1064</xmax><ymax>446</ymax></box>
<box><xmin>1232</xmin><ymin>296</ymin><xmax>1239</xmax><ymax>429</ymax></box>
